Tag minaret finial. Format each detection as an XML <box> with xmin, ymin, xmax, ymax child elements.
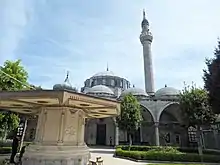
<box><xmin>106</xmin><ymin>63</ymin><xmax>109</xmax><ymax>71</ymax></box>
<box><xmin>143</xmin><ymin>9</ymin><xmax>146</xmax><ymax>19</ymax></box>
<box><xmin>64</xmin><ymin>71</ymin><xmax>69</xmax><ymax>82</ymax></box>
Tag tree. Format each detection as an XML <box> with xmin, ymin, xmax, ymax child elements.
<box><xmin>203</xmin><ymin>39</ymin><xmax>220</xmax><ymax>114</ymax></box>
<box><xmin>179</xmin><ymin>84</ymin><xmax>216</xmax><ymax>158</ymax></box>
<box><xmin>0</xmin><ymin>59</ymin><xmax>28</xmax><ymax>91</ymax></box>
<box><xmin>116</xmin><ymin>93</ymin><xmax>142</xmax><ymax>146</ymax></box>
<box><xmin>0</xmin><ymin>111</ymin><xmax>20</xmax><ymax>140</ymax></box>
<box><xmin>0</xmin><ymin>60</ymin><xmax>29</xmax><ymax>139</ymax></box>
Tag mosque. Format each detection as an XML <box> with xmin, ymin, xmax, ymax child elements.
<box><xmin>24</xmin><ymin>11</ymin><xmax>220</xmax><ymax>149</ymax></box>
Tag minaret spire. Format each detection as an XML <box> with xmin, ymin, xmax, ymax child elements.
<box><xmin>106</xmin><ymin>63</ymin><xmax>109</xmax><ymax>71</ymax></box>
<box><xmin>143</xmin><ymin>9</ymin><xmax>146</xmax><ymax>19</ymax></box>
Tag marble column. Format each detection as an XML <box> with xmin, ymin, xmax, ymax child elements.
<box><xmin>154</xmin><ymin>122</ymin><xmax>160</xmax><ymax>146</ymax></box>
<box><xmin>22</xmin><ymin>107</ymin><xmax>90</xmax><ymax>165</ymax></box>
<box><xmin>114</xmin><ymin>117</ymin><xmax>119</xmax><ymax>146</ymax></box>
<box><xmin>140</xmin><ymin>125</ymin><xmax>143</xmax><ymax>143</ymax></box>
<box><xmin>115</xmin><ymin>125</ymin><xmax>119</xmax><ymax>146</ymax></box>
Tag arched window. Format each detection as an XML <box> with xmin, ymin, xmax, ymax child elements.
<box><xmin>102</xmin><ymin>79</ymin><xmax>106</xmax><ymax>85</ymax></box>
<box><xmin>110</xmin><ymin>79</ymin><xmax>115</xmax><ymax>86</ymax></box>
<box><xmin>188</xmin><ymin>126</ymin><xmax>197</xmax><ymax>142</ymax></box>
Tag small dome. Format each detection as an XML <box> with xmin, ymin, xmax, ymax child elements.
<box><xmin>121</xmin><ymin>87</ymin><xmax>148</xmax><ymax>97</ymax></box>
<box><xmin>92</xmin><ymin>71</ymin><xmax>115</xmax><ymax>77</ymax></box>
<box><xmin>86</xmin><ymin>85</ymin><xmax>114</xmax><ymax>95</ymax></box>
<box><xmin>53</xmin><ymin>83</ymin><xmax>75</xmax><ymax>91</ymax></box>
<box><xmin>53</xmin><ymin>71</ymin><xmax>77</xmax><ymax>91</ymax></box>
<box><xmin>155</xmin><ymin>86</ymin><xmax>180</xmax><ymax>98</ymax></box>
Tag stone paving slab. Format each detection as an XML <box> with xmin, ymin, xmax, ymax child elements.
<box><xmin>89</xmin><ymin>148</ymin><xmax>147</xmax><ymax>165</ymax></box>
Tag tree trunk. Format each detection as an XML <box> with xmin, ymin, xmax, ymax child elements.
<box><xmin>196</xmin><ymin>125</ymin><xmax>203</xmax><ymax>162</ymax></box>
<box><xmin>128</xmin><ymin>134</ymin><xmax>132</xmax><ymax>147</ymax></box>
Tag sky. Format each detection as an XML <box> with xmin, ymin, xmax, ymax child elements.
<box><xmin>0</xmin><ymin>0</ymin><xmax>220</xmax><ymax>91</ymax></box>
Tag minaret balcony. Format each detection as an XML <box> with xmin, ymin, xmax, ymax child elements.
<box><xmin>140</xmin><ymin>33</ymin><xmax>153</xmax><ymax>44</ymax></box>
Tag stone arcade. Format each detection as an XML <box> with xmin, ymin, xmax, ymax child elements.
<box><xmin>0</xmin><ymin>90</ymin><xmax>120</xmax><ymax>165</ymax></box>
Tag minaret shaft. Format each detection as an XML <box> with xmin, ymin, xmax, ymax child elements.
<box><xmin>140</xmin><ymin>10</ymin><xmax>155</xmax><ymax>95</ymax></box>
<box><xmin>142</xmin><ymin>41</ymin><xmax>154</xmax><ymax>94</ymax></box>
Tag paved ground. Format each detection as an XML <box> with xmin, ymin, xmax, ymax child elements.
<box><xmin>89</xmin><ymin>148</ymin><xmax>147</xmax><ymax>165</ymax></box>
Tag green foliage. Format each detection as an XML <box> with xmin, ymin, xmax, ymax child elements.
<box><xmin>115</xmin><ymin>146</ymin><xmax>220</xmax><ymax>163</ymax></box>
<box><xmin>116</xmin><ymin>145</ymin><xmax>220</xmax><ymax>155</ymax></box>
<box><xmin>116</xmin><ymin>93</ymin><xmax>142</xmax><ymax>135</ymax></box>
<box><xmin>179</xmin><ymin>84</ymin><xmax>216</xmax><ymax>127</ymax></box>
<box><xmin>203</xmin><ymin>39</ymin><xmax>220</xmax><ymax>114</ymax></box>
<box><xmin>0</xmin><ymin>147</ymin><xmax>12</xmax><ymax>154</ymax></box>
<box><xmin>0</xmin><ymin>112</ymin><xmax>20</xmax><ymax>138</ymax></box>
<box><xmin>0</xmin><ymin>59</ymin><xmax>28</xmax><ymax>91</ymax></box>
<box><xmin>0</xmin><ymin>60</ymin><xmax>28</xmax><ymax>138</ymax></box>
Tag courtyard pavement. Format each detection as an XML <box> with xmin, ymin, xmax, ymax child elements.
<box><xmin>89</xmin><ymin>147</ymin><xmax>147</xmax><ymax>165</ymax></box>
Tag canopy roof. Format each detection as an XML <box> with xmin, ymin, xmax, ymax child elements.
<box><xmin>0</xmin><ymin>90</ymin><xmax>120</xmax><ymax>118</ymax></box>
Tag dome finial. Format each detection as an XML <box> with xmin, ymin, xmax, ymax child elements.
<box><xmin>143</xmin><ymin>9</ymin><xmax>146</xmax><ymax>19</ymax></box>
<box><xmin>106</xmin><ymin>63</ymin><xmax>109</xmax><ymax>71</ymax></box>
<box><xmin>64</xmin><ymin>71</ymin><xmax>69</xmax><ymax>82</ymax></box>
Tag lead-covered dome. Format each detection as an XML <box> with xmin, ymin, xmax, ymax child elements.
<box><xmin>155</xmin><ymin>86</ymin><xmax>180</xmax><ymax>98</ymax></box>
<box><xmin>120</xmin><ymin>87</ymin><xmax>148</xmax><ymax>98</ymax></box>
<box><xmin>92</xmin><ymin>70</ymin><xmax>115</xmax><ymax>77</ymax></box>
<box><xmin>86</xmin><ymin>85</ymin><xmax>114</xmax><ymax>95</ymax></box>
<box><xmin>53</xmin><ymin>72</ymin><xmax>77</xmax><ymax>92</ymax></box>
<box><xmin>53</xmin><ymin>83</ymin><xmax>75</xmax><ymax>91</ymax></box>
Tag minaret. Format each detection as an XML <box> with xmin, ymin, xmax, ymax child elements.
<box><xmin>139</xmin><ymin>10</ymin><xmax>154</xmax><ymax>95</ymax></box>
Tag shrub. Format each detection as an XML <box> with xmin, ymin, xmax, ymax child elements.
<box><xmin>115</xmin><ymin>146</ymin><xmax>220</xmax><ymax>163</ymax></box>
<box><xmin>0</xmin><ymin>147</ymin><xmax>11</xmax><ymax>154</ymax></box>
<box><xmin>116</xmin><ymin>145</ymin><xmax>220</xmax><ymax>155</ymax></box>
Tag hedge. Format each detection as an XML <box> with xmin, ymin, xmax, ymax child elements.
<box><xmin>0</xmin><ymin>147</ymin><xmax>11</xmax><ymax>154</ymax></box>
<box><xmin>116</xmin><ymin>145</ymin><xmax>220</xmax><ymax>155</ymax></box>
<box><xmin>115</xmin><ymin>146</ymin><xmax>220</xmax><ymax>163</ymax></box>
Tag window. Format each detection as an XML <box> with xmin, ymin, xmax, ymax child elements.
<box><xmin>120</xmin><ymin>80</ymin><xmax>123</xmax><ymax>87</ymax></box>
<box><xmin>111</xmin><ymin>79</ymin><xmax>115</xmax><ymax>86</ymax></box>
<box><xmin>94</xmin><ymin>79</ymin><xmax>97</xmax><ymax>85</ymax></box>
<box><xmin>102</xmin><ymin>79</ymin><xmax>106</xmax><ymax>85</ymax></box>
<box><xmin>188</xmin><ymin>126</ymin><xmax>197</xmax><ymax>142</ymax></box>
<box><xmin>175</xmin><ymin>134</ymin><xmax>180</xmax><ymax>144</ymax></box>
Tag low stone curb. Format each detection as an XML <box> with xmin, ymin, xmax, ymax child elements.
<box><xmin>113</xmin><ymin>155</ymin><xmax>220</xmax><ymax>165</ymax></box>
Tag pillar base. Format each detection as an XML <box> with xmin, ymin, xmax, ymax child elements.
<box><xmin>22</xmin><ymin>144</ymin><xmax>90</xmax><ymax>165</ymax></box>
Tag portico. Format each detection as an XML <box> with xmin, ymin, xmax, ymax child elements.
<box><xmin>0</xmin><ymin>90</ymin><xmax>120</xmax><ymax>165</ymax></box>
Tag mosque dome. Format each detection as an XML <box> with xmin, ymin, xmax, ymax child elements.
<box><xmin>53</xmin><ymin>83</ymin><xmax>74</xmax><ymax>90</ymax></box>
<box><xmin>155</xmin><ymin>85</ymin><xmax>180</xmax><ymax>98</ymax></box>
<box><xmin>86</xmin><ymin>85</ymin><xmax>114</xmax><ymax>95</ymax></box>
<box><xmin>92</xmin><ymin>70</ymin><xmax>115</xmax><ymax>77</ymax></box>
<box><xmin>53</xmin><ymin>72</ymin><xmax>77</xmax><ymax>91</ymax></box>
<box><xmin>121</xmin><ymin>87</ymin><xmax>148</xmax><ymax>98</ymax></box>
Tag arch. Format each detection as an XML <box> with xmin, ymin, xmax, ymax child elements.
<box><xmin>140</xmin><ymin>104</ymin><xmax>155</xmax><ymax>122</ymax></box>
<box><xmin>157</xmin><ymin>102</ymin><xmax>183</xmax><ymax>124</ymax></box>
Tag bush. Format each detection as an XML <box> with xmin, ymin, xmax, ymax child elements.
<box><xmin>116</xmin><ymin>145</ymin><xmax>220</xmax><ymax>155</ymax></box>
<box><xmin>0</xmin><ymin>147</ymin><xmax>11</xmax><ymax>154</ymax></box>
<box><xmin>0</xmin><ymin>140</ymin><xmax>12</xmax><ymax>147</ymax></box>
<box><xmin>115</xmin><ymin>146</ymin><xmax>220</xmax><ymax>163</ymax></box>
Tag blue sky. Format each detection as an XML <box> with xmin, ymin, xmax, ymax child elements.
<box><xmin>0</xmin><ymin>0</ymin><xmax>220</xmax><ymax>91</ymax></box>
